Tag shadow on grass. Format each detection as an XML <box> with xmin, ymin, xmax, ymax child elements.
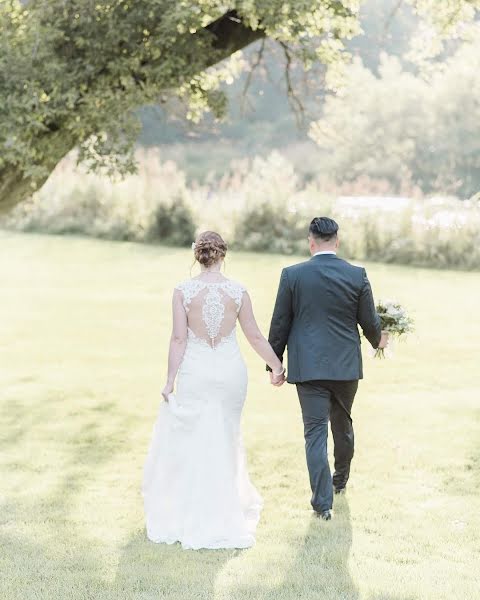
<box><xmin>1</xmin><ymin>385</ymin><xmax>232</xmax><ymax>600</ymax></box>
<box><xmin>368</xmin><ymin>595</ymin><xmax>418</xmax><ymax>600</ymax></box>
<box><xmin>213</xmin><ymin>499</ymin><xmax>358</xmax><ymax>600</ymax></box>
<box><xmin>0</xmin><ymin>397</ymin><xmax>48</xmax><ymax>450</ymax></box>
<box><xmin>214</xmin><ymin>498</ymin><xmax>418</xmax><ymax>600</ymax></box>
<box><xmin>0</xmin><ymin>391</ymin><xmax>133</xmax><ymax>599</ymax></box>
<box><xmin>0</xmin><ymin>385</ymin><xmax>426</xmax><ymax>600</ymax></box>
<box><xmin>113</xmin><ymin>529</ymin><xmax>234</xmax><ymax>600</ymax></box>
<box><xmin>111</xmin><ymin>505</ymin><xmax>357</xmax><ymax>600</ymax></box>
<box><xmin>277</xmin><ymin>499</ymin><xmax>358</xmax><ymax>600</ymax></box>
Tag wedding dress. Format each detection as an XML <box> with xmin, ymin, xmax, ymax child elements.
<box><xmin>142</xmin><ymin>277</ymin><xmax>263</xmax><ymax>550</ymax></box>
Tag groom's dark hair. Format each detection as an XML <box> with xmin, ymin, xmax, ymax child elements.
<box><xmin>309</xmin><ymin>217</ymin><xmax>339</xmax><ymax>242</ymax></box>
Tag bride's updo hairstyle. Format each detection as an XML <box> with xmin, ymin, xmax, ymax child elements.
<box><xmin>194</xmin><ymin>231</ymin><xmax>227</xmax><ymax>268</ymax></box>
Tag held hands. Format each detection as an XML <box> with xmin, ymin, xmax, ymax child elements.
<box><xmin>378</xmin><ymin>330</ymin><xmax>390</xmax><ymax>349</ymax></box>
<box><xmin>270</xmin><ymin>367</ymin><xmax>286</xmax><ymax>387</ymax></box>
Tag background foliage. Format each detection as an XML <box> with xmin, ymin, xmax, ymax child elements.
<box><xmin>4</xmin><ymin>150</ymin><xmax>480</xmax><ymax>269</ymax></box>
<box><xmin>1</xmin><ymin>0</ymin><xmax>479</xmax><ymax>266</ymax></box>
<box><xmin>0</xmin><ymin>0</ymin><xmax>360</xmax><ymax>208</ymax></box>
<box><xmin>135</xmin><ymin>0</ymin><xmax>480</xmax><ymax>196</ymax></box>
<box><xmin>309</xmin><ymin>43</ymin><xmax>480</xmax><ymax>198</ymax></box>
<box><xmin>2</xmin><ymin>0</ymin><xmax>479</xmax><ymax>209</ymax></box>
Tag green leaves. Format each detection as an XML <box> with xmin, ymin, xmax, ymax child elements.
<box><xmin>1</xmin><ymin>0</ymin><xmax>479</xmax><ymax>212</ymax></box>
<box><xmin>0</xmin><ymin>1</ymin><xmax>361</xmax><ymax>186</ymax></box>
<box><xmin>309</xmin><ymin>44</ymin><xmax>480</xmax><ymax>197</ymax></box>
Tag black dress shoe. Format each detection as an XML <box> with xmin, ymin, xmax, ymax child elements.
<box><xmin>317</xmin><ymin>509</ymin><xmax>332</xmax><ymax>521</ymax></box>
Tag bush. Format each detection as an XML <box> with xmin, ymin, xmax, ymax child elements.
<box><xmin>234</xmin><ymin>203</ymin><xmax>307</xmax><ymax>255</ymax></box>
<box><xmin>330</xmin><ymin>197</ymin><xmax>480</xmax><ymax>269</ymax></box>
<box><xmin>3</xmin><ymin>150</ymin><xmax>480</xmax><ymax>270</ymax></box>
<box><xmin>147</xmin><ymin>197</ymin><xmax>196</xmax><ymax>246</ymax></box>
<box><xmin>3</xmin><ymin>149</ymin><xmax>193</xmax><ymax>244</ymax></box>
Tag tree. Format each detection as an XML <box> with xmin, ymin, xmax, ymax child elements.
<box><xmin>309</xmin><ymin>43</ymin><xmax>480</xmax><ymax>197</ymax></box>
<box><xmin>307</xmin><ymin>0</ymin><xmax>480</xmax><ymax>198</ymax></box>
<box><xmin>0</xmin><ymin>0</ymin><xmax>360</xmax><ymax>212</ymax></box>
<box><xmin>1</xmin><ymin>0</ymin><xmax>478</xmax><ymax>213</ymax></box>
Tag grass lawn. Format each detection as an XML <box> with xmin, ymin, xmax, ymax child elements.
<box><xmin>1</xmin><ymin>230</ymin><xmax>479</xmax><ymax>600</ymax></box>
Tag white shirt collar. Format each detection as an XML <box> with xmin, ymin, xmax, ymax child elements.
<box><xmin>313</xmin><ymin>251</ymin><xmax>337</xmax><ymax>256</ymax></box>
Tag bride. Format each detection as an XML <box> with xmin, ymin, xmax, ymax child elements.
<box><xmin>142</xmin><ymin>231</ymin><xmax>285</xmax><ymax>550</ymax></box>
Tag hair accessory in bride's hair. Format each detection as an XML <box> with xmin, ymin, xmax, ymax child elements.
<box><xmin>191</xmin><ymin>242</ymin><xmax>196</xmax><ymax>251</ymax></box>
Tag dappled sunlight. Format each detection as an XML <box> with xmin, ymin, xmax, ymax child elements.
<box><xmin>1</xmin><ymin>1</ymin><xmax>479</xmax><ymax>597</ymax></box>
<box><xmin>1</xmin><ymin>233</ymin><xmax>479</xmax><ymax>600</ymax></box>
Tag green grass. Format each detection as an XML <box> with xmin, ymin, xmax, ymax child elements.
<box><xmin>1</xmin><ymin>230</ymin><xmax>479</xmax><ymax>600</ymax></box>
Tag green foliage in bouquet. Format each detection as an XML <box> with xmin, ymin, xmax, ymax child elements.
<box><xmin>374</xmin><ymin>300</ymin><xmax>415</xmax><ymax>359</ymax></box>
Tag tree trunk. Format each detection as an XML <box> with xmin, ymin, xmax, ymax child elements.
<box><xmin>0</xmin><ymin>10</ymin><xmax>264</xmax><ymax>216</ymax></box>
<box><xmin>0</xmin><ymin>129</ymin><xmax>76</xmax><ymax>215</ymax></box>
<box><xmin>0</xmin><ymin>167</ymin><xmax>37</xmax><ymax>214</ymax></box>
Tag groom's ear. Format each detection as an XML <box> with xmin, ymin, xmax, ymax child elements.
<box><xmin>308</xmin><ymin>235</ymin><xmax>315</xmax><ymax>254</ymax></box>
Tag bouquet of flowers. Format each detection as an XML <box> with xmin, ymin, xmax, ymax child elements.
<box><xmin>374</xmin><ymin>300</ymin><xmax>414</xmax><ymax>358</ymax></box>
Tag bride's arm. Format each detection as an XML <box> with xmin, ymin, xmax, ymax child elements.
<box><xmin>162</xmin><ymin>289</ymin><xmax>188</xmax><ymax>400</ymax></box>
<box><xmin>238</xmin><ymin>292</ymin><xmax>284</xmax><ymax>377</ymax></box>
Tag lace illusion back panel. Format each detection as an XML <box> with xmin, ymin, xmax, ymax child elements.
<box><xmin>176</xmin><ymin>278</ymin><xmax>245</xmax><ymax>348</ymax></box>
<box><xmin>142</xmin><ymin>275</ymin><xmax>263</xmax><ymax>550</ymax></box>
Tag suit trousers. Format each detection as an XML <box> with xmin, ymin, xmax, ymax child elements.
<box><xmin>296</xmin><ymin>379</ymin><xmax>358</xmax><ymax>512</ymax></box>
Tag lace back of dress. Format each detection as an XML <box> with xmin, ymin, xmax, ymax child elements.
<box><xmin>177</xmin><ymin>280</ymin><xmax>245</xmax><ymax>349</ymax></box>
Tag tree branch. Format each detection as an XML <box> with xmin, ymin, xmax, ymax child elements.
<box><xmin>205</xmin><ymin>10</ymin><xmax>265</xmax><ymax>63</ymax></box>
<box><xmin>0</xmin><ymin>10</ymin><xmax>266</xmax><ymax>213</ymax></box>
<box><xmin>241</xmin><ymin>38</ymin><xmax>266</xmax><ymax>115</ymax></box>
<box><xmin>379</xmin><ymin>0</ymin><xmax>404</xmax><ymax>48</ymax></box>
<box><xmin>280</xmin><ymin>42</ymin><xmax>305</xmax><ymax>127</ymax></box>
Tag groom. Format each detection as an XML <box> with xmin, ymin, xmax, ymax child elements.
<box><xmin>267</xmin><ymin>217</ymin><xmax>388</xmax><ymax>520</ymax></box>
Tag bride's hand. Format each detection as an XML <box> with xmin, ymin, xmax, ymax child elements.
<box><xmin>161</xmin><ymin>382</ymin><xmax>174</xmax><ymax>402</ymax></box>
<box><xmin>270</xmin><ymin>367</ymin><xmax>286</xmax><ymax>387</ymax></box>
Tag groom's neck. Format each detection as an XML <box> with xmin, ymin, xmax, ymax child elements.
<box><xmin>311</xmin><ymin>244</ymin><xmax>336</xmax><ymax>255</ymax></box>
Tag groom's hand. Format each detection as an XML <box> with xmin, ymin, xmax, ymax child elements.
<box><xmin>378</xmin><ymin>331</ymin><xmax>390</xmax><ymax>349</ymax></box>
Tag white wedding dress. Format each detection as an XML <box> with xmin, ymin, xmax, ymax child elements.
<box><xmin>142</xmin><ymin>278</ymin><xmax>263</xmax><ymax>550</ymax></box>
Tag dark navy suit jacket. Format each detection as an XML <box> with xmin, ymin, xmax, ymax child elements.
<box><xmin>268</xmin><ymin>253</ymin><xmax>382</xmax><ymax>383</ymax></box>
